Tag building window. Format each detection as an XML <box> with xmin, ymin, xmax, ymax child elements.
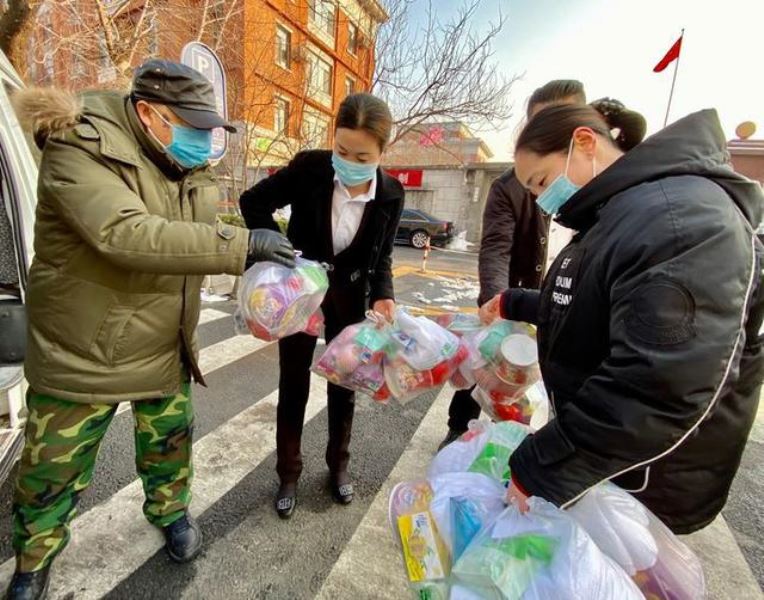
<box><xmin>275</xmin><ymin>25</ymin><xmax>291</xmax><ymax>69</ymax></box>
<box><xmin>302</xmin><ymin>111</ymin><xmax>330</xmax><ymax>148</ymax></box>
<box><xmin>308</xmin><ymin>54</ymin><xmax>333</xmax><ymax>98</ymax></box>
<box><xmin>347</xmin><ymin>22</ymin><xmax>359</xmax><ymax>55</ymax></box>
<box><xmin>315</xmin><ymin>119</ymin><xmax>329</xmax><ymax>147</ymax></box>
<box><xmin>275</xmin><ymin>97</ymin><xmax>290</xmax><ymax>137</ymax></box>
<box><xmin>308</xmin><ymin>0</ymin><xmax>335</xmax><ymax>39</ymax></box>
<box><xmin>303</xmin><ymin>115</ymin><xmax>329</xmax><ymax>148</ymax></box>
<box><xmin>344</xmin><ymin>76</ymin><xmax>355</xmax><ymax>98</ymax></box>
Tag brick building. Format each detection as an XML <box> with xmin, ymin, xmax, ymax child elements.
<box><xmin>22</xmin><ymin>0</ymin><xmax>388</xmax><ymax>191</ymax></box>
<box><xmin>222</xmin><ymin>0</ymin><xmax>388</xmax><ymax>189</ymax></box>
<box><xmin>729</xmin><ymin>138</ymin><xmax>764</xmax><ymax>186</ymax></box>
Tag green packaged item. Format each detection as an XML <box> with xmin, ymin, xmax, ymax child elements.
<box><xmin>478</xmin><ymin>321</ymin><xmax>514</xmax><ymax>361</ymax></box>
<box><xmin>466</xmin><ymin>421</ymin><xmax>529</xmax><ymax>484</ymax></box>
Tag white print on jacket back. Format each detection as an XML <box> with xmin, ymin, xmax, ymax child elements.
<box><xmin>552</xmin><ymin>258</ymin><xmax>575</xmax><ymax>306</ymax></box>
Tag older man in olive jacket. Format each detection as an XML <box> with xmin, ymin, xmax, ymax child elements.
<box><xmin>6</xmin><ymin>60</ymin><xmax>295</xmax><ymax>600</ymax></box>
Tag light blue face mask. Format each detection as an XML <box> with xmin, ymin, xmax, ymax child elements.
<box><xmin>536</xmin><ymin>138</ymin><xmax>596</xmax><ymax>216</ymax></box>
<box><xmin>332</xmin><ymin>152</ymin><xmax>378</xmax><ymax>187</ymax></box>
<box><xmin>150</xmin><ymin>106</ymin><xmax>213</xmax><ymax>170</ymax></box>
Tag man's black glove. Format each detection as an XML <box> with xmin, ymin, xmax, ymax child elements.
<box><xmin>246</xmin><ymin>229</ymin><xmax>296</xmax><ymax>269</ymax></box>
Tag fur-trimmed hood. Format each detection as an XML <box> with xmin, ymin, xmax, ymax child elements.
<box><xmin>11</xmin><ymin>87</ymin><xmax>82</xmax><ymax>148</ymax></box>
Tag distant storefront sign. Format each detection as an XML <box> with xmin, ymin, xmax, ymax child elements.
<box><xmin>386</xmin><ymin>168</ymin><xmax>424</xmax><ymax>188</ymax></box>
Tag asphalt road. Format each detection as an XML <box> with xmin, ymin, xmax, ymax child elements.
<box><xmin>0</xmin><ymin>246</ymin><xmax>760</xmax><ymax>598</ymax></box>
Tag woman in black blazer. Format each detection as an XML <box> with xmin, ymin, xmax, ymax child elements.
<box><xmin>239</xmin><ymin>93</ymin><xmax>404</xmax><ymax>519</ymax></box>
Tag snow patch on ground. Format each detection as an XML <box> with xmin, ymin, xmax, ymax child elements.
<box><xmin>411</xmin><ymin>275</ymin><xmax>479</xmax><ymax>307</ymax></box>
<box><xmin>447</xmin><ymin>231</ymin><xmax>475</xmax><ymax>251</ymax></box>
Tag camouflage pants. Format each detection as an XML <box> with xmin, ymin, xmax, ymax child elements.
<box><xmin>12</xmin><ymin>384</ymin><xmax>193</xmax><ymax>573</ymax></box>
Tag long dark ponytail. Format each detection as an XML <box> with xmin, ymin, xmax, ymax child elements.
<box><xmin>516</xmin><ymin>100</ymin><xmax>647</xmax><ymax>156</ymax></box>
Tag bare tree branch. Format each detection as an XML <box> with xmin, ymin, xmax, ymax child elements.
<box><xmin>373</xmin><ymin>0</ymin><xmax>518</xmax><ymax>147</ymax></box>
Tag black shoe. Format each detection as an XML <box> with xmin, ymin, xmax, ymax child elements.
<box><xmin>276</xmin><ymin>482</ymin><xmax>297</xmax><ymax>520</ymax></box>
<box><xmin>6</xmin><ymin>566</ymin><xmax>51</xmax><ymax>600</ymax></box>
<box><xmin>330</xmin><ymin>472</ymin><xmax>354</xmax><ymax>505</ymax></box>
<box><xmin>438</xmin><ymin>428</ymin><xmax>466</xmax><ymax>451</ymax></box>
<box><xmin>162</xmin><ymin>513</ymin><xmax>203</xmax><ymax>564</ymax></box>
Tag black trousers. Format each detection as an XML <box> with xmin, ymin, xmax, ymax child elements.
<box><xmin>276</xmin><ymin>285</ymin><xmax>367</xmax><ymax>483</ymax></box>
<box><xmin>447</xmin><ymin>387</ymin><xmax>482</xmax><ymax>432</ymax></box>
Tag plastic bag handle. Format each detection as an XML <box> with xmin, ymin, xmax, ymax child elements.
<box><xmin>365</xmin><ymin>310</ymin><xmax>387</xmax><ymax>324</ymax></box>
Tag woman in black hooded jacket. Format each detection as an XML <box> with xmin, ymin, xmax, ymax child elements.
<box><xmin>481</xmin><ymin>103</ymin><xmax>764</xmax><ymax>533</ymax></box>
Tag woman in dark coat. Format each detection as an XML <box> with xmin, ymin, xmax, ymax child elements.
<box><xmin>240</xmin><ymin>93</ymin><xmax>404</xmax><ymax>519</ymax></box>
<box><xmin>482</xmin><ymin>102</ymin><xmax>764</xmax><ymax>534</ymax></box>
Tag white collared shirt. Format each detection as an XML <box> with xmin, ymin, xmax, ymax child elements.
<box><xmin>331</xmin><ymin>174</ymin><xmax>377</xmax><ymax>255</ymax></box>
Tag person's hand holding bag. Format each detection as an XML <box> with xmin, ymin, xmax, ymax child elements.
<box><xmin>479</xmin><ymin>293</ymin><xmax>503</xmax><ymax>325</ymax></box>
<box><xmin>247</xmin><ymin>229</ymin><xmax>296</xmax><ymax>269</ymax></box>
<box><xmin>372</xmin><ymin>299</ymin><xmax>396</xmax><ymax>323</ymax></box>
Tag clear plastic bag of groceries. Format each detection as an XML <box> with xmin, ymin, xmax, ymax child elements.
<box><xmin>427</xmin><ymin>473</ymin><xmax>506</xmax><ymax>560</ymax></box>
<box><xmin>234</xmin><ymin>257</ymin><xmax>328</xmax><ymax>341</ymax></box>
<box><xmin>566</xmin><ymin>483</ymin><xmax>706</xmax><ymax>600</ymax></box>
<box><xmin>472</xmin><ymin>383</ymin><xmax>535</xmax><ymax>425</ymax></box>
<box><xmin>434</xmin><ymin>313</ymin><xmax>483</xmax><ymax>337</ymax></box>
<box><xmin>388</xmin><ymin>480</ymin><xmax>451</xmax><ymax>599</ymax></box>
<box><xmin>383</xmin><ymin>310</ymin><xmax>469</xmax><ymax>404</ymax></box>
<box><xmin>312</xmin><ymin>313</ymin><xmax>393</xmax><ymax>403</ymax></box>
<box><xmin>452</xmin><ymin>498</ymin><xmax>643</xmax><ymax>600</ymax></box>
<box><xmin>448</xmin><ymin>329</ymin><xmax>483</xmax><ymax>390</ymax></box>
<box><xmin>474</xmin><ymin>320</ymin><xmax>541</xmax><ymax>388</ymax></box>
<box><xmin>428</xmin><ymin>420</ymin><xmax>530</xmax><ymax>485</ymax></box>
<box><xmin>457</xmin><ymin>319</ymin><xmax>541</xmax><ymax>423</ymax></box>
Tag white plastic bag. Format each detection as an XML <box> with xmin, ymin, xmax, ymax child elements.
<box><xmin>452</xmin><ymin>498</ymin><xmax>643</xmax><ymax>600</ymax></box>
<box><xmin>392</xmin><ymin>310</ymin><xmax>461</xmax><ymax>370</ymax></box>
<box><xmin>428</xmin><ymin>472</ymin><xmax>507</xmax><ymax>558</ymax></box>
<box><xmin>428</xmin><ymin>420</ymin><xmax>530</xmax><ymax>485</ymax></box>
<box><xmin>383</xmin><ymin>310</ymin><xmax>468</xmax><ymax>403</ymax></box>
<box><xmin>447</xmin><ymin>327</ymin><xmax>489</xmax><ymax>390</ymax></box>
<box><xmin>234</xmin><ymin>257</ymin><xmax>328</xmax><ymax>341</ymax></box>
<box><xmin>567</xmin><ymin>483</ymin><xmax>706</xmax><ymax>600</ymax></box>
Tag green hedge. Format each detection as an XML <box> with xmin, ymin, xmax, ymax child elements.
<box><xmin>217</xmin><ymin>213</ymin><xmax>246</xmax><ymax>228</ymax></box>
<box><xmin>217</xmin><ymin>213</ymin><xmax>289</xmax><ymax>235</ymax></box>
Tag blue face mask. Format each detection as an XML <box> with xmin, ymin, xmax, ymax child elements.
<box><xmin>150</xmin><ymin>106</ymin><xmax>213</xmax><ymax>170</ymax></box>
<box><xmin>332</xmin><ymin>152</ymin><xmax>378</xmax><ymax>187</ymax></box>
<box><xmin>535</xmin><ymin>138</ymin><xmax>596</xmax><ymax>216</ymax></box>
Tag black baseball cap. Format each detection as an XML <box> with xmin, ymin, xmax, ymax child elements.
<box><xmin>132</xmin><ymin>59</ymin><xmax>236</xmax><ymax>133</ymax></box>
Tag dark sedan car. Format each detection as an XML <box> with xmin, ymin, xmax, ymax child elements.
<box><xmin>395</xmin><ymin>208</ymin><xmax>454</xmax><ymax>249</ymax></box>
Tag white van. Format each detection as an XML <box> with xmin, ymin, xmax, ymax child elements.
<box><xmin>0</xmin><ymin>50</ymin><xmax>38</xmax><ymax>483</ymax></box>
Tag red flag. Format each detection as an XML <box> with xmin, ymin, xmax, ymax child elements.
<box><xmin>653</xmin><ymin>35</ymin><xmax>683</xmax><ymax>73</ymax></box>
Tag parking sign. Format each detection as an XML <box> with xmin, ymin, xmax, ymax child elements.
<box><xmin>180</xmin><ymin>42</ymin><xmax>229</xmax><ymax>161</ymax></box>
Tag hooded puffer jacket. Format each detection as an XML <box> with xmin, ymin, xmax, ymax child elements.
<box><xmin>16</xmin><ymin>89</ymin><xmax>248</xmax><ymax>403</ymax></box>
<box><xmin>503</xmin><ymin>109</ymin><xmax>764</xmax><ymax>533</ymax></box>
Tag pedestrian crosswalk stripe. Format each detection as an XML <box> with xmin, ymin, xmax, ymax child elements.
<box><xmin>197</xmin><ymin>335</ymin><xmax>270</xmax><ymax>375</ymax></box>
<box><xmin>0</xmin><ymin>377</ymin><xmax>329</xmax><ymax>599</ymax></box>
<box><xmin>317</xmin><ymin>385</ymin><xmax>451</xmax><ymax>600</ymax></box>
<box><xmin>198</xmin><ymin>308</ymin><xmax>232</xmax><ymax>325</ymax></box>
